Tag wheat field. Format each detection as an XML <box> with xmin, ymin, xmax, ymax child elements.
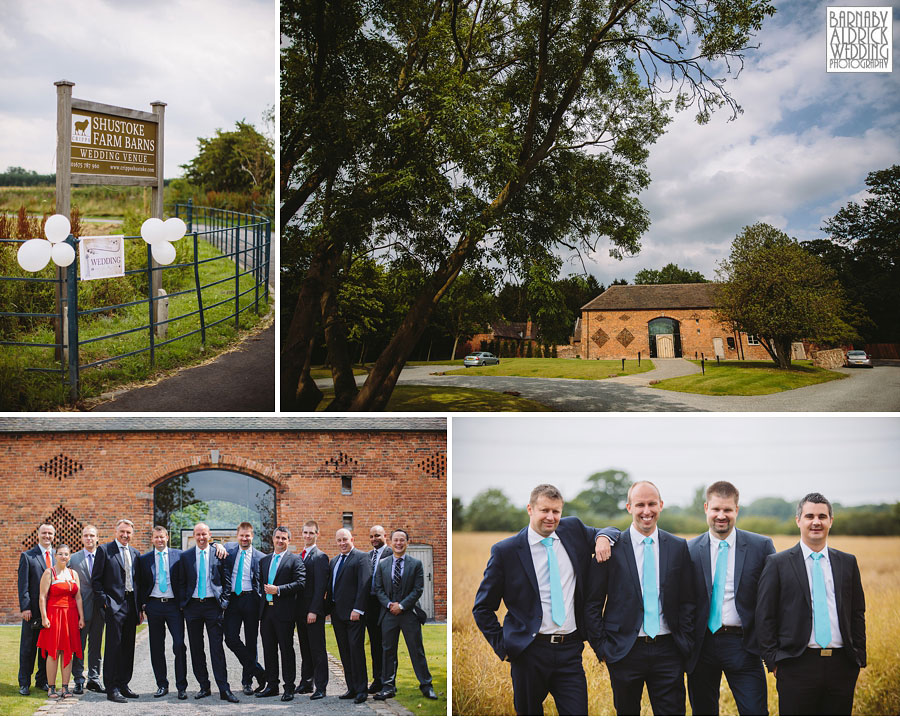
<box><xmin>452</xmin><ymin>533</ymin><xmax>900</xmax><ymax>715</ymax></box>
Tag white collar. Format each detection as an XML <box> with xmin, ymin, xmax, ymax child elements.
<box><xmin>800</xmin><ymin>540</ymin><xmax>829</xmax><ymax>559</ymax></box>
<box><xmin>629</xmin><ymin>524</ymin><xmax>659</xmax><ymax>547</ymax></box>
<box><xmin>708</xmin><ymin>527</ymin><xmax>737</xmax><ymax>547</ymax></box>
<box><xmin>527</xmin><ymin>525</ymin><xmax>559</xmax><ymax>546</ymax></box>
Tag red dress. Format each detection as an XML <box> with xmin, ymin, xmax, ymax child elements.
<box><xmin>36</xmin><ymin>570</ymin><xmax>83</xmax><ymax>666</ymax></box>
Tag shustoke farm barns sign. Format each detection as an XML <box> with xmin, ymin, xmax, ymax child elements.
<box><xmin>70</xmin><ymin>108</ymin><xmax>158</xmax><ymax>179</ymax></box>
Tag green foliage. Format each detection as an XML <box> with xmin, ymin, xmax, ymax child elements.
<box><xmin>465</xmin><ymin>489</ymin><xmax>528</xmax><ymax>532</ymax></box>
<box><xmin>452</xmin><ymin>497</ymin><xmax>466</xmax><ymax>531</ymax></box>
<box><xmin>569</xmin><ymin>469</ymin><xmax>632</xmax><ymax>517</ymax></box>
<box><xmin>634</xmin><ymin>262</ymin><xmax>708</xmax><ymax>284</ymax></box>
<box><xmin>0</xmin><ymin>166</ymin><xmax>55</xmax><ymax>186</ymax></box>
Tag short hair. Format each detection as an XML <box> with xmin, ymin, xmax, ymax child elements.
<box><xmin>391</xmin><ymin>529</ymin><xmax>410</xmax><ymax>541</ymax></box>
<box><xmin>274</xmin><ymin>525</ymin><xmax>292</xmax><ymax>539</ymax></box>
<box><xmin>82</xmin><ymin>525</ymin><xmax>97</xmax><ymax>535</ymax></box>
<box><xmin>303</xmin><ymin>520</ymin><xmax>319</xmax><ymax>532</ymax></box>
<box><xmin>39</xmin><ymin>523</ymin><xmax>55</xmax><ymax>532</ymax></box>
<box><xmin>152</xmin><ymin>526</ymin><xmax>168</xmax><ymax>535</ymax></box>
<box><xmin>116</xmin><ymin>518</ymin><xmax>134</xmax><ymax>529</ymax></box>
<box><xmin>706</xmin><ymin>481</ymin><xmax>740</xmax><ymax>505</ymax></box>
<box><xmin>237</xmin><ymin>521</ymin><xmax>254</xmax><ymax>532</ymax></box>
<box><xmin>627</xmin><ymin>481</ymin><xmax>661</xmax><ymax>504</ymax></box>
<box><xmin>529</xmin><ymin>484</ymin><xmax>564</xmax><ymax>505</ymax></box>
<box><xmin>797</xmin><ymin>492</ymin><xmax>833</xmax><ymax>518</ymax></box>
<box><xmin>56</xmin><ymin>544</ymin><xmax>70</xmax><ymax>555</ymax></box>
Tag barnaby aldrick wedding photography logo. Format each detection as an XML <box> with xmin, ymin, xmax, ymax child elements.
<box><xmin>827</xmin><ymin>6</ymin><xmax>893</xmax><ymax>72</ymax></box>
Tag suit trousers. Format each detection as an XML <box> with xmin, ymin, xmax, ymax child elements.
<box><xmin>366</xmin><ymin>593</ymin><xmax>384</xmax><ymax>684</ymax></box>
<box><xmin>145</xmin><ymin>597</ymin><xmax>188</xmax><ymax>692</ymax></box>
<box><xmin>332</xmin><ymin>615</ymin><xmax>367</xmax><ymax>695</ymax></box>
<box><xmin>297</xmin><ymin>614</ymin><xmax>328</xmax><ymax>690</ymax></box>
<box><xmin>72</xmin><ymin>606</ymin><xmax>104</xmax><ymax>683</ymax></box>
<box><xmin>184</xmin><ymin>599</ymin><xmax>230</xmax><ymax>692</ymax></box>
<box><xmin>380</xmin><ymin>611</ymin><xmax>432</xmax><ymax>691</ymax></box>
<box><xmin>509</xmin><ymin>633</ymin><xmax>588</xmax><ymax>716</ymax></box>
<box><xmin>18</xmin><ymin>619</ymin><xmax>48</xmax><ymax>688</ymax></box>
<box><xmin>224</xmin><ymin>591</ymin><xmax>264</xmax><ymax>684</ymax></box>
<box><xmin>102</xmin><ymin>595</ymin><xmax>138</xmax><ymax>692</ymax></box>
<box><xmin>260</xmin><ymin>605</ymin><xmax>296</xmax><ymax>690</ymax></box>
<box><xmin>688</xmin><ymin>631</ymin><xmax>767</xmax><ymax>715</ymax></box>
<box><xmin>775</xmin><ymin>648</ymin><xmax>860</xmax><ymax>715</ymax></box>
<box><xmin>607</xmin><ymin>634</ymin><xmax>686</xmax><ymax>716</ymax></box>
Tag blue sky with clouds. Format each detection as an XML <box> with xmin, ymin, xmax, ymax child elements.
<box><xmin>0</xmin><ymin>0</ymin><xmax>276</xmax><ymax>179</ymax></box>
<box><xmin>572</xmin><ymin>0</ymin><xmax>900</xmax><ymax>286</ymax></box>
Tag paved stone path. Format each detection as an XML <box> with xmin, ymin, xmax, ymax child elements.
<box><xmin>35</xmin><ymin>625</ymin><xmax>411</xmax><ymax>716</ymax></box>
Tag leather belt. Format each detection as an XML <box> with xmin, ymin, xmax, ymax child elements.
<box><xmin>639</xmin><ymin>633</ymin><xmax>673</xmax><ymax>644</ymax></box>
<box><xmin>535</xmin><ymin>632</ymin><xmax>579</xmax><ymax>645</ymax></box>
<box><xmin>805</xmin><ymin>647</ymin><xmax>839</xmax><ymax>657</ymax></box>
<box><xmin>712</xmin><ymin>626</ymin><xmax>743</xmax><ymax>636</ymax></box>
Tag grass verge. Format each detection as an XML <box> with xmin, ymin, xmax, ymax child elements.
<box><xmin>317</xmin><ymin>385</ymin><xmax>552</xmax><ymax>411</ymax></box>
<box><xmin>444</xmin><ymin>357</ymin><xmax>653</xmax><ymax>379</ymax></box>
<box><xmin>324</xmin><ymin>622</ymin><xmax>447</xmax><ymax>716</ymax></box>
<box><xmin>653</xmin><ymin>360</ymin><xmax>845</xmax><ymax>395</ymax></box>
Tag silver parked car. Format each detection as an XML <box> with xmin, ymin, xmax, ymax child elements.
<box><xmin>845</xmin><ymin>350</ymin><xmax>874</xmax><ymax>368</ymax></box>
<box><xmin>464</xmin><ymin>351</ymin><xmax>500</xmax><ymax>367</ymax></box>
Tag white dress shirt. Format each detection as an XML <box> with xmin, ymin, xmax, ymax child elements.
<box><xmin>191</xmin><ymin>545</ymin><xmax>212</xmax><ymax>598</ymax></box>
<box><xmin>800</xmin><ymin>541</ymin><xmax>843</xmax><ymax>648</ymax></box>
<box><xmin>150</xmin><ymin>548</ymin><xmax>175</xmax><ymax>599</ymax></box>
<box><xmin>630</xmin><ymin>525</ymin><xmax>671</xmax><ymax>636</ymax></box>
<box><xmin>708</xmin><ymin>527</ymin><xmax>741</xmax><ymax>627</ymax></box>
<box><xmin>116</xmin><ymin>541</ymin><xmax>133</xmax><ymax>592</ymax></box>
<box><xmin>231</xmin><ymin>546</ymin><xmax>253</xmax><ymax>592</ymax></box>
<box><xmin>527</xmin><ymin>526</ymin><xmax>577</xmax><ymax>635</ymax></box>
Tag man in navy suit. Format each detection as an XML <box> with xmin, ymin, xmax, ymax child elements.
<box><xmin>92</xmin><ymin>519</ymin><xmax>143</xmax><ymax>703</ymax></box>
<box><xmin>137</xmin><ymin>526</ymin><xmax>188</xmax><ymax>699</ymax></box>
<box><xmin>757</xmin><ymin>493</ymin><xmax>866</xmax><ymax>715</ymax></box>
<box><xmin>177</xmin><ymin>522</ymin><xmax>239</xmax><ymax>703</ymax></box>
<box><xmin>472</xmin><ymin>484</ymin><xmax>611</xmax><ymax>716</ymax></box>
<box><xmin>685</xmin><ymin>481</ymin><xmax>775</xmax><ymax>715</ymax></box>
<box><xmin>220</xmin><ymin>522</ymin><xmax>267</xmax><ymax>695</ymax></box>
<box><xmin>69</xmin><ymin>525</ymin><xmax>104</xmax><ymax>695</ymax></box>
<box><xmin>17</xmin><ymin>522</ymin><xmax>54</xmax><ymax>695</ymax></box>
<box><xmin>365</xmin><ymin>525</ymin><xmax>391</xmax><ymax>693</ymax></box>
<box><xmin>585</xmin><ymin>481</ymin><xmax>695</xmax><ymax>715</ymax></box>
<box><xmin>255</xmin><ymin>526</ymin><xmax>305</xmax><ymax>701</ymax></box>
<box><xmin>296</xmin><ymin>520</ymin><xmax>329</xmax><ymax>699</ymax></box>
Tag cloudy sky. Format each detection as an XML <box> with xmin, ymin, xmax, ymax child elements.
<box><xmin>571</xmin><ymin>0</ymin><xmax>900</xmax><ymax>286</ymax></box>
<box><xmin>452</xmin><ymin>415</ymin><xmax>900</xmax><ymax>508</ymax></box>
<box><xmin>0</xmin><ymin>0</ymin><xmax>276</xmax><ymax>179</ymax></box>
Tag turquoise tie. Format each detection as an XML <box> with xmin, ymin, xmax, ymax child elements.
<box><xmin>158</xmin><ymin>551</ymin><xmax>167</xmax><ymax>593</ymax></box>
<box><xmin>198</xmin><ymin>549</ymin><xmax>206</xmax><ymax>599</ymax></box>
<box><xmin>708</xmin><ymin>540</ymin><xmax>729</xmax><ymax>633</ymax></box>
<box><xmin>811</xmin><ymin>552</ymin><xmax>832</xmax><ymax>648</ymax></box>
<box><xmin>642</xmin><ymin>537</ymin><xmax>659</xmax><ymax>638</ymax></box>
<box><xmin>267</xmin><ymin>553</ymin><xmax>281</xmax><ymax>602</ymax></box>
<box><xmin>235</xmin><ymin>550</ymin><xmax>245</xmax><ymax>595</ymax></box>
<box><xmin>540</xmin><ymin>537</ymin><xmax>566</xmax><ymax>627</ymax></box>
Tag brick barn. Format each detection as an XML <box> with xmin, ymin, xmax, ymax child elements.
<box><xmin>580</xmin><ymin>283</ymin><xmax>775</xmax><ymax>361</ymax></box>
<box><xmin>0</xmin><ymin>417</ymin><xmax>447</xmax><ymax>622</ymax></box>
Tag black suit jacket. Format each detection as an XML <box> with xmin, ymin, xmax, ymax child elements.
<box><xmin>327</xmin><ymin>548</ymin><xmax>370</xmax><ymax>621</ymax></box>
<box><xmin>473</xmin><ymin>517</ymin><xmax>600</xmax><ymax>661</ymax></box>
<box><xmin>585</xmin><ymin>527</ymin><xmax>695</xmax><ymax>664</ymax></box>
<box><xmin>19</xmin><ymin>545</ymin><xmax>52</xmax><ymax>616</ymax></box>
<box><xmin>221</xmin><ymin>542</ymin><xmax>266</xmax><ymax>597</ymax></box>
<box><xmin>374</xmin><ymin>553</ymin><xmax>425</xmax><ymax>623</ymax></box>
<box><xmin>68</xmin><ymin>549</ymin><xmax>98</xmax><ymax>621</ymax></box>
<box><xmin>137</xmin><ymin>548</ymin><xmax>184</xmax><ymax>608</ymax></box>
<box><xmin>756</xmin><ymin>543</ymin><xmax>866</xmax><ymax>670</ymax></box>
<box><xmin>686</xmin><ymin>528</ymin><xmax>775</xmax><ymax>672</ymax></box>
<box><xmin>92</xmin><ymin>540</ymin><xmax>141</xmax><ymax>617</ymax></box>
<box><xmin>176</xmin><ymin>546</ymin><xmax>230</xmax><ymax>611</ymax></box>
<box><xmin>258</xmin><ymin>550</ymin><xmax>305</xmax><ymax>621</ymax></box>
<box><xmin>367</xmin><ymin>545</ymin><xmax>391</xmax><ymax>593</ymax></box>
<box><xmin>299</xmin><ymin>546</ymin><xmax>329</xmax><ymax>617</ymax></box>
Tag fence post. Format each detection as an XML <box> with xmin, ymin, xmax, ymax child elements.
<box><xmin>264</xmin><ymin>218</ymin><xmax>271</xmax><ymax>302</ymax></box>
<box><xmin>234</xmin><ymin>231</ymin><xmax>240</xmax><ymax>330</ymax></box>
<box><xmin>186</xmin><ymin>198</ymin><xmax>193</xmax><ymax>234</ymax></box>
<box><xmin>254</xmin><ymin>222</ymin><xmax>260</xmax><ymax>315</ymax></box>
<box><xmin>65</xmin><ymin>237</ymin><xmax>79</xmax><ymax>403</ymax></box>
<box><xmin>193</xmin><ymin>231</ymin><xmax>206</xmax><ymax>349</ymax></box>
<box><xmin>147</xmin><ymin>243</ymin><xmax>156</xmax><ymax>367</ymax></box>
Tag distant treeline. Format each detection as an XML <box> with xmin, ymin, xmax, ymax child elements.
<box><xmin>1</xmin><ymin>167</ymin><xmax>55</xmax><ymax>186</ymax></box>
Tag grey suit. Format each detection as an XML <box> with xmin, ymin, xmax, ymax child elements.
<box><xmin>69</xmin><ymin>549</ymin><xmax>103</xmax><ymax>684</ymax></box>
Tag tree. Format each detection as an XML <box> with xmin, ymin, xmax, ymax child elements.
<box><xmin>281</xmin><ymin>0</ymin><xmax>776</xmax><ymax>410</ymax></box>
<box><xmin>634</xmin><ymin>262</ymin><xmax>708</xmax><ymax>284</ymax></box>
<box><xmin>571</xmin><ymin>469</ymin><xmax>631</xmax><ymax>516</ymax></box>
<box><xmin>182</xmin><ymin>120</ymin><xmax>274</xmax><ymax>196</ymax></box>
<box><xmin>452</xmin><ymin>497</ymin><xmax>466</xmax><ymax>531</ymax></box>
<box><xmin>716</xmin><ymin>223</ymin><xmax>856</xmax><ymax>369</ymax></box>
<box><xmin>465</xmin><ymin>489</ymin><xmax>528</xmax><ymax>532</ymax></box>
<box><xmin>436</xmin><ymin>269</ymin><xmax>497</xmax><ymax>360</ymax></box>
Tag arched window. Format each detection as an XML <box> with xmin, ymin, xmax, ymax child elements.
<box><xmin>153</xmin><ymin>469</ymin><xmax>276</xmax><ymax>552</ymax></box>
<box><xmin>647</xmin><ymin>317</ymin><xmax>682</xmax><ymax>358</ymax></box>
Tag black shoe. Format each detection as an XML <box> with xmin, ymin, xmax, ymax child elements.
<box><xmin>73</xmin><ymin>682</ymin><xmax>84</xmax><ymax>695</ymax></box>
<box><xmin>38</xmin><ymin>683</ymin><xmax>49</xmax><ymax>692</ymax></box>
<box><xmin>154</xmin><ymin>686</ymin><xmax>169</xmax><ymax>698</ymax></box>
<box><xmin>311</xmin><ymin>689</ymin><xmax>326</xmax><ymax>700</ymax></box>
<box><xmin>178</xmin><ymin>690</ymin><xmax>188</xmax><ymax>700</ymax></box>
<box><xmin>374</xmin><ymin>689</ymin><xmax>396</xmax><ymax>700</ymax></box>
<box><xmin>86</xmin><ymin>680</ymin><xmax>104</xmax><ymax>693</ymax></box>
<box><xmin>120</xmin><ymin>685</ymin><xmax>139</xmax><ymax>699</ymax></box>
<box><xmin>295</xmin><ymin>682</ymin><xmax>313</xmax><ymax>694</ymax></box>
<box><xmin>255</xmin><ymin>685</ymin><xmax>279</xmax><ymax>698</ymax></box>
<box><xmin>194</xmin><ymin>688</ymin><xmax>212</xmax><ymax>699</ymax></box>
<box><xmin>422</xmin><ymin>686</ymin><xmax>439</xmax><ymax>700</ymax></box>
<box><xmin>339</xmin><ymin>690</ymin><xmax>354</xmax><ymax>699</ymax></box>
<box><xmin>107</xmin><ymin>690</ymin><xmax>127</xmax><ymax>703</ymax></box>
<box><xmin>354</xmin><ymin>692</ymin><xmax>368</xmax><ymax>703</ymax></box>
<box><xmin>220</xmin><ymin>690</ymin><xmax>240</xmax><ymax>703</ymax></box>
<box><xmin>281</xmin><ymin>691</ymin><xmax>294</xmax><ymax>701</ymax></box>
<box><xmin>368</xmin><ymin>681</ymin><xmax>382</xmax><ymax>693</ymax></box>
<box><xmin>242</xmin><ymin>683</ymin><xmax>254</xmax><ymax>696</ymax></box>
<box><xmin>19</xmin><ymin>686</ymin><xmax>30</xmax><ymax>696</ymax></box>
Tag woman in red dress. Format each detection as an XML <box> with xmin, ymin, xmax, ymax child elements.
<box><xmin>36</xmin><ymin>544</ymin><xmax>85</xmax><ymax>699</ymax></box>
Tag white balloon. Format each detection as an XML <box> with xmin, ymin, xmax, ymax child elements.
<box><xmin>151</xmin><ymin>240</ymin><xmax>177</xmax><ymax>265</ymax></box>
<box><xmin>164</xmin><ymin>217</ymin><xmax>187</xmax><ymax>242</ymax></box>
<box><xmin>44</xmin><ymin>214</ymin><xmax>71</xmax><ymax>244</ymax></box>
<box><xmin>17</xmin><ymin>238</ymin><xmax>52</xmax><ymax>272</ymax></box>
<box><xmin>51</xmin><ymin>241</ymin><xmax>76</xmax><ymax>267</ymax></box>
<box><xmin>141</xmin><ymin>217</ymin><xmax>165</xmax><ymax>244</ymax></box>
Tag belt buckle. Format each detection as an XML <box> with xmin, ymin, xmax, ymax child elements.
<box><xmin>550</xmin><ymin>634</ymin><xmax>563</xmax><ymax>644</ymax></box>
<box><xmin>821</xmin><ymin>649</ymin><xmax>832</xmax><ymax>657</ymax></box>
<box><xmin>267</xmin><ymin>600</ymin><xmax>274</xmax><ymax>606</ymax></box>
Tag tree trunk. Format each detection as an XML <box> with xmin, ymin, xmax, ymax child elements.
<box><xmin>774</xmin><ymin>337</ymin><xmax>794</xmax><ymax>369</ymax></box>
<box><xmin>451</xmin><ymin>334</ymin><xmax>459</xmax><ymax>361</ymax></box>
<box><xmin>294</xmin><ymin>337</ymin><xmax>323</xmax><ymax>410</ymax></box>
<box><xmin>426</xmin><ymin>338</ymin><xmax>433</xmax><ymax>362</ymax></box>
<box><xmin>321</xmin><ymin>287</ymin><xmax>359</xmax><ymax>411</ymax></box>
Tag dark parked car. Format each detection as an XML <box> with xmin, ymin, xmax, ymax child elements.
<box><xmin>845</xmin><ymin>350</ymin><xmax>874</xmax><ymax>368</ymax></box>
<box><xmin>464</xmin><ymin>351</ymin><xmax>500</xmax><ymax>367</ymax></box>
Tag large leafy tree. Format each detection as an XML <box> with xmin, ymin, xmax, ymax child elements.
<box><xmin>716</xmin><ymin>223</ymin><xmax>856</xmax><ymax>369</ymax></box>
<box><xmin>281</xmin><ymin>0</ymin><xmax>776</xmax><ymax>410</ymax></box>
<box><xmin>634</xmin><ymin>262</ymin><xmax>708</xmax><ymax>284</ymax></box>
<box><xmin>182</xmin><ymin>121</ymin><xmax>274</xmax><ymax>195</ymax></box>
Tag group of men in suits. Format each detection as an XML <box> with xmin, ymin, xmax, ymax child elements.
<box><xmin>18</xmin><ymin>517</ymin><xmax>440</xmax><ymax>705</ymax></box>
<box><xmin>474</xmin><ymin>481</ymin><xmax>866</xmax><ymax>716</ymax></box>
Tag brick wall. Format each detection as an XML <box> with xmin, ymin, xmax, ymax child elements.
<box><xmin>1</xmin><ymin>429</ymin><xmax>447</xmax><ymax>622</ymax></box>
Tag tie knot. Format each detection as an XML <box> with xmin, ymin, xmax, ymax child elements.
<box><xmin>643</xmin><ymin>537</ymin><xmax>653</xmax><ymax>545</ymax></box>
<box><xmin>540</xmin><ymin>537</ymin><xmax>553</xmax><ymax>548</ymax></box>
<box><xmin>719</xmin><ymin>540</ymin><xmax>729</xmax><ymax>549</ymax></box>
<box><xmin>811</xmin><ymin>551</ymin><xmax>823</xmax><ymax>561</ymax></box>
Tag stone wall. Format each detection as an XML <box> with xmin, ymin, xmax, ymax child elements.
<box><xmin>812</xmin><ymin>348</ymin><xmax>846</xmax><ymax>369</ymax></box>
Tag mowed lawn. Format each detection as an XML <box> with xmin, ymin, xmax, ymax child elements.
<box><xmin>316</xmin><ymin>385</ymin><xmax>552</xmax><ymax>411</ymax></box>
<box><xmin>452</xmin><ymin>532</ymin><xmax>900</xmax><ymax>716</ymax></box>
<box><xmin>445</xmin><ymin>357</ymin><xmax>653</xmax><ymax>379</ymax></box>
<box><xmin>654</xmin><ymin>360</ymin><xmax>846</xmax><ymax>395</ymax></box>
